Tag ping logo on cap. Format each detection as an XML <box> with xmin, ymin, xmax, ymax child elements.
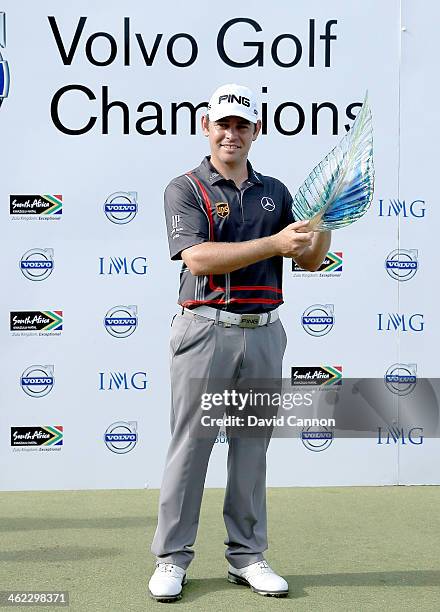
<box><xmin>218</xmin><ymin>94</ymin><xmax>250</xmax><ymax>107</ymax></box>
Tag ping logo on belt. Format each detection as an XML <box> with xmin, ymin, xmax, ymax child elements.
<box><xmin>239</xmin><ymin>314</ymin><xmax>261</xmax><ymax>328</ymax></box>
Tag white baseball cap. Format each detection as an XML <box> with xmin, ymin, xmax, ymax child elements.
<box><xmin>207</xmin><ymin>84</ymin><xmax>259</xmax><ymax>124</ymax></box>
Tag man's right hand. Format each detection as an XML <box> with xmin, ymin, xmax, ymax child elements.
<box><xmin>273</xmin><ymin>220</ymin><xmax>314</xmax><ymax>258</ymax></box>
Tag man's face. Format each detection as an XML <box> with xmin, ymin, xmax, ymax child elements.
<box><xmin>201</xmin><ymin>115</ymin><xmax>261</xmax><ymax>165</ymax></box>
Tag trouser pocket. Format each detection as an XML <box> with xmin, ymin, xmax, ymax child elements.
<box><xmin>170</xmin><ymin>315</ymin><xmax>193</xmax><ymax>355</ymax></box>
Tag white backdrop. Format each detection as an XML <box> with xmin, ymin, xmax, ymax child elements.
<box><xmin>1</xmin><ymin>0</ymin><xmax>438</xmax><ymax>490</ymax></box>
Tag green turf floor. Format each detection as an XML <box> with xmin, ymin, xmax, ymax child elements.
<box><xmin>0</xmin><ymin>487</ymin><xmax>439</xmax><ymax>611</ymax></box>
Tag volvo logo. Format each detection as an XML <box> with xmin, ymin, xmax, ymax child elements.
<box><xmin>20</xmin><ymin>365</ymin><xmax>55</xmax><ymax>398</ymax></box>
<box><xmin>104</xmin><ymin>191</ymin><xmax>138</xmax><ymax>225</ymax></box>
<box><xmin>385</xmin><ymin>363</ymin><xmax>417</xmax><ymax>396</ymax></box>
<box><xmin>302</xmin><ymin>304</ymin><xmax>335</xmax><ymax>337</ymax></box>
<box><xmin>104</xmin><ymin>421</ymin><xmax>138</xmax><ymax>454</ymax></box>
<box><xmin>20</xmin><ymin>249</ymin><xmax>54</xmax><ymax>281</ymax></box>
<box><xmin>301</xmin><ymin>426</ymin><xmax>333</xmax><ymax>452</ymax></box>
<box><xmin>385</xmin><ymin>249</ymin><xmax>418</xmax><ymax>281</ymax></box>
<box><xmin>104</xmin><ymin>305</ymin><xmax>138</xmax><ymax>338</ymax></box>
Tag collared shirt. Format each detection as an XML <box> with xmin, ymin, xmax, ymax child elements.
<box><xmin>164</xmin><ymin>156</ymin><xmax>295</xmax><ymax>314</ymax></box>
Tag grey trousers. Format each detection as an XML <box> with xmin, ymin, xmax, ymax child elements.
<box><xmin>151</xmin><ymin>310</ymin><xmax>287</xmax><ymax>570</ymax></box>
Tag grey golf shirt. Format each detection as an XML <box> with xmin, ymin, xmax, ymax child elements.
<box><xmin>165</xmin><ymin>156</ymin><xmax>295</xmax><ymax>314</ymax></box>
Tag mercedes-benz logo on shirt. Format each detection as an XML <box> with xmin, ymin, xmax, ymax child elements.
<box><xmin>261</xmin><ymin>197</ymin><xmax>275</xmax><ymax>212</ymax></box>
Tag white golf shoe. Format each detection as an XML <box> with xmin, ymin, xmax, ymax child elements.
<box><xmin>228</xmin><ymin>560</ymin><xmax>288</xmax><ymax>597</ymax></box>
<box><xmin>148</xmin><ymin>562</ymin><xmax>187</xmax><ymax>602</ymax></box>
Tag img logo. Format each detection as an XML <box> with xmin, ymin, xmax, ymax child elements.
<box><xmin>385</xmin><ymin>249</ymin><xmax>418</xmax><ymax>281</ymax></box>
<box><xmin>377</xmin><ymin>426</ymin><xmax>423</xmax><ymax>445</ymax></box>
<box><xmin>99</xmin><ymin>256</ymin><xmax>147</xmax><ymax>275</ymax></box>
<box><xmin>104</xmin><ymin>305</ymin><xmax>138</xmax><ymax>338</ymax></box>
<box><xmin>99</xmin><ymin>371</ymin><xmax>147</xmax><ymax>391</ymax></box>
<box><xmin>384</xmin><ymin>363</ymin><xmax>417</xmax><ymax>396</ymax></box>
<box><xmin>20</xmin><ymin>249</ymin><xmax>54</xmax><ymax>281</ymax></box>
<box><xmin>0</xmin><ymin>12</ymin><xmax>10</xmax><ymax>108</ymax></box>
<box><xmin>21</xmin><ymin>365</ymin><xmax>54</xmax><ymax>398</ymax></box>
<box><xmin>302</xmin><ymin>304</ymin><xmax>334</xmax><ymax>337</ymax></box>
<box><xmin>104</xmin><ymin>421</ymin><xmax>138</xmax><ymax>454</ymax></box>
<box><xmin>301</xmin><ymin>426</ymin><xmax>333</xmax><ymax>452</ymax></box>
<box><xmin>378</xmin><ymin>198</ymin><xmax>425</xmax><ymax>218</ymax></box>
<box><xmin>104</xmin><ymin>191</ymin><xmax>138</xmax><ymax>225</ymax></box>
<box><xmin>377</xmin><ymin>313</ymin><xmax>424</xmax><ymax>332</ymax></box>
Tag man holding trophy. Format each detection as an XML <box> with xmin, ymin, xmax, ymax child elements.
<box><xmin>149</xmin><ymin>83</ymin><xmax>372</xmax><ymax>602</ymax></box>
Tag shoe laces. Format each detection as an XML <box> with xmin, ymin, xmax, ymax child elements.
<box><xmin>255</xmin><ymin>560</ymin><xmax>271</xmax><ymax>574</ymax></box>
<box><xmin>240</xmin><ymin>560</ymin><xmax>272</xmax><ymax>577</ymax></box>
<box><xmin>157</xmin><ymin>563</ymin><xmax>175</xmax><ymax>574</ymax></box>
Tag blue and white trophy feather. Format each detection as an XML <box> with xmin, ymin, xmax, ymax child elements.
<box><xmin>292</xmin><ymin>93</ymin><xmax>374</xmax><ymax>231</ymax></box>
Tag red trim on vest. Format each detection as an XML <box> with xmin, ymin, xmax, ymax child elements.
<box><xmin>186</xmin><ymin>172</ymin><xmax>282</xmax><ymax>295</ymax></box>
<box><xmin>181</xmin><ymin>299</ymin><xmax>227</xmax><ymax>307</ymax></box>
<box><xmin>186</xmin><ymin>173</ymin><xmax>215</xmax><ymax>240</ymax></box>
<box><xmin>233</xmin><ymin>298</ymin><xmax>283</xmax><ymax>304</ymax></box>
<box><xmin>226</xmin><ymin>284</ymin><xmax>282</xmax><ymax>294</ymax></box>
<box><xmin>181</xmin><ymin>298</ymin><xmax>283</xmax><ymax>307</ymax></box>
